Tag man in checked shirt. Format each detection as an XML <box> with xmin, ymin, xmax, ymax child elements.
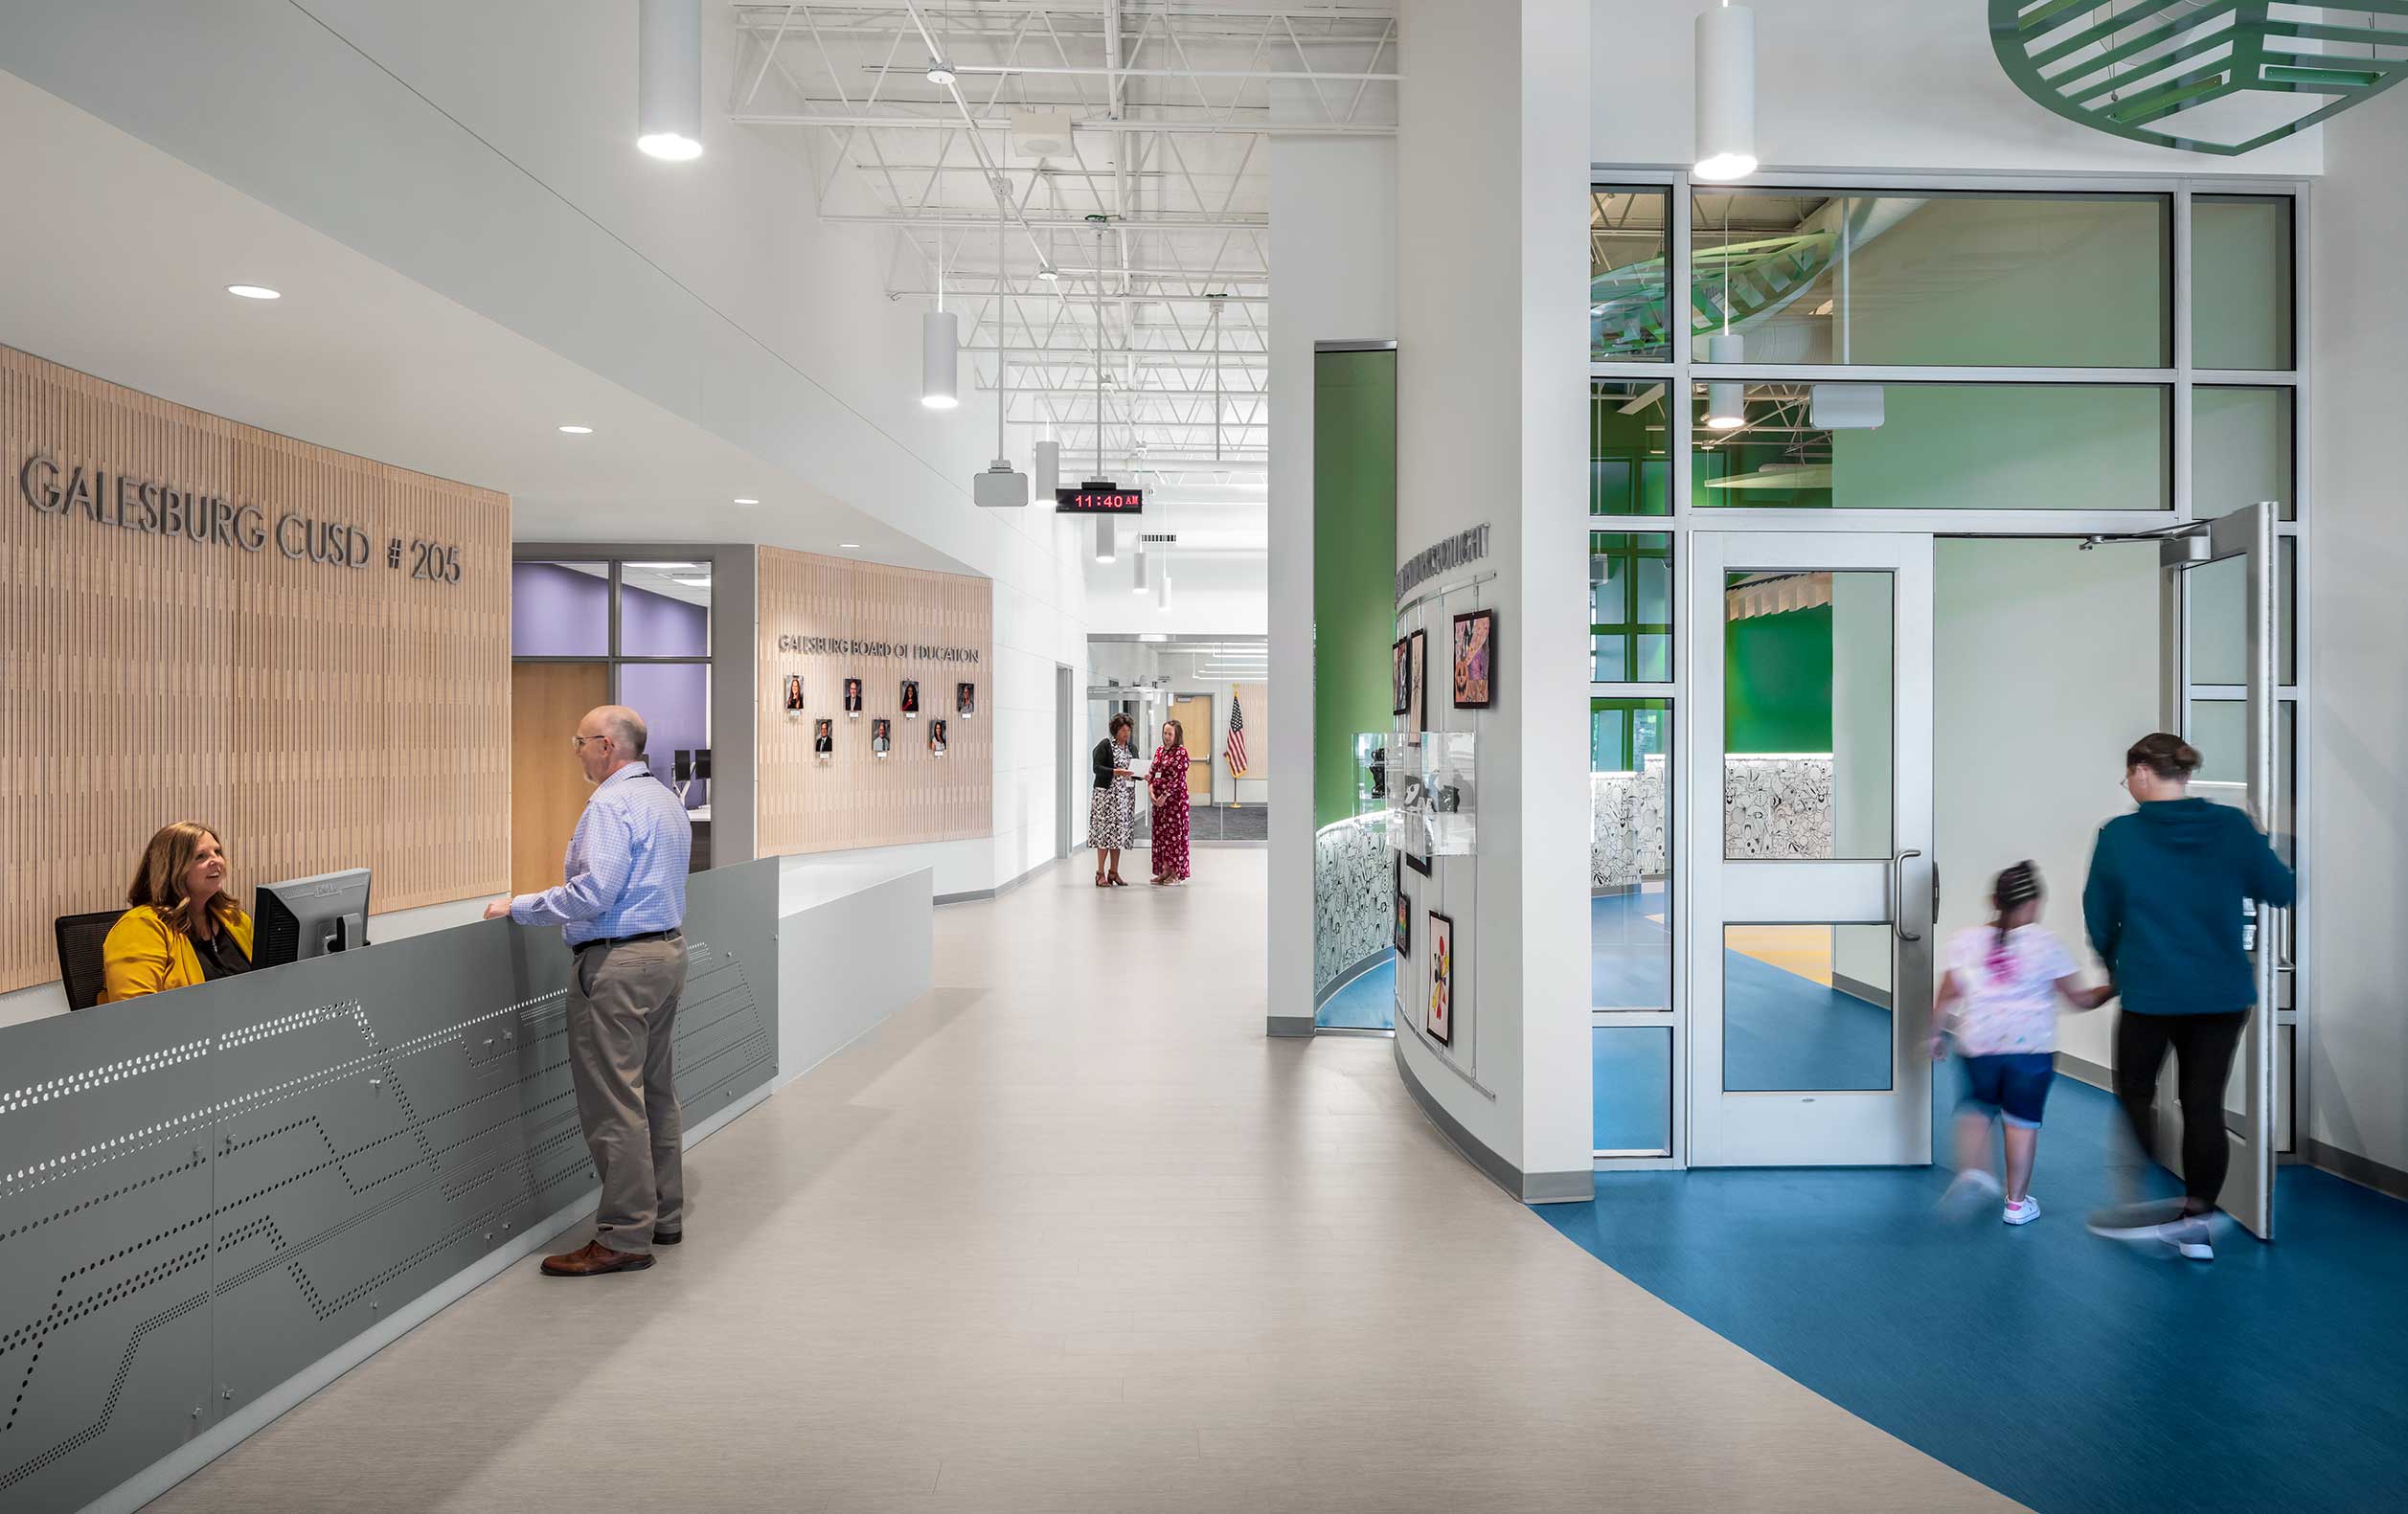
<box><xmin>486</xmin><ymin>705</ymin><xmax>693</xmax><ymax>1277</ymax></box>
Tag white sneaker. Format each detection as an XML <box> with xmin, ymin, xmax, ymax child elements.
<box><xmin>2164</xmin><ymin>1215</ymin><xmax>2215</xmax><ymax>1261</ymax></box>
<box><xmin>1942</xmin><ymin>1168</ymin><xmax>2002</xmax><ymax>1213</ymax></box>
<box><xmin>2002</xmin><ymin>1195</ymin><xmax>2041</xmax><ymax>1226</ymax></box>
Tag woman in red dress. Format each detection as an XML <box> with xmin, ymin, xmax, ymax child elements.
<box><xmin>1147</xmin><ymin>718</ymin><xmax>1193</xmax><ymax>885</ymax></box>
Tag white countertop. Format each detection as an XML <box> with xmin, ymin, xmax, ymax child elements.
<box><xmin>776</xmin><ymin>858</ymin><xmax>932</xmax><ymax>917</ymax></box>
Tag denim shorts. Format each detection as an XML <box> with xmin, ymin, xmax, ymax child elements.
<box><xmin>1959</xmin><ymin>1051</ymin><xmax>2056</xmax><ymax>1128</ymax></box>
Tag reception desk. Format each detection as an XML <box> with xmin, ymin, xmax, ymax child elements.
<box><xmin>0</xmin><ymin>860</ymin><xmax>792</xmax><ymax>1513</ymax></box>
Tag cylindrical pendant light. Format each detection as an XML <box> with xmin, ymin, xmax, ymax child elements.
<box><xmin>1132</xmin><ymin>541</ymin><xmax>1151</xmax><ymax>594</ymax></box>
<box><xmin>1693</xmin><ymin>3</ymin><xmax>1757</xmax><ymax>183</ymax></box>
<box><xmin>1704</xmin><ymin>330</ymin><xmax>1746</xmax><ymax>430</ymax></box>
<box><xmin>921</xmin><ymin>308</ymin><xmax>960</xmax><ymax>409</ymax></box>
<box><xmin>636</xmin><ymin>0</ymin><xmax>705</xmax><ymax>161</ymax></box>
<box><xmin>1157</xmin><ymin>570</ymin><xmax>1172</xmax><ymax>614</ymax></box>
<box><xmin>1096</xmin><ymin>515</ymin><xmax>1117</xmax><ymax>564</ymax></box>
<box><xmin>1034</xmin><ymin>438</ymin><xmax>1060</xmax><ymax>499</ymax></box>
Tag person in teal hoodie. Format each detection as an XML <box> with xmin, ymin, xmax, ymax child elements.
<box><xmin>2082</xmin><ymin>732</ymin><xmax>2294</xmax><ymax>1262</ymax></box>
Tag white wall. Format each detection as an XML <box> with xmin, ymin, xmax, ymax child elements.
<box><xmin>2308</xmin><ymin>85</ymin><xmax>2408</xmax><ymax>1181</ymax></box>
<box><xmin>1269</xmin><ymin>129</ymin><xmax>1399</xmax><ymax>1028</ymax></box>
<box><xmin>1588</xmin><ymin>0</ymin><xmax>2322</xmax><ymax>175</ymax></box>
<box><xmin>0</xmin><ymin>0</ymin><xmax>1090</xmax><ymax>897</ymax></box>
<box><xmin>1081</xmin><ymin>554</ymin><xmax>1267</xmax><ymax>637</ymax></box>
<box><xmin>1388</xmin><ymin>0</ymin><xmax>1591</xmax><ymax>1189</ymax></box>
<box><xmin>1933</xmin><ymin>540</ymin><xmax>2161</xmax><ymax>1075</ymax></box>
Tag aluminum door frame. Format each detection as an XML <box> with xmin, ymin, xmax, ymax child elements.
<box><xmin>1688</xmin><ymin>531</ymin><xmax>1937</xmax><ymax>1166</ymax></box>
<box><xmin>2155</xmin><ymin>502</ymin><xmax>2283</xmax><ymax>1238</ymax></box>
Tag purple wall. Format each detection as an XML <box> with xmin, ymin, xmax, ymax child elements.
<box><xmin>623</xmin><ymin>581</ymin><xmax>709</xmax><ymax>657</ymax></box>
<box><xmin>621</xmin><ymin>661</ymin><xmax>709</xmax><ymax>809</ymax></box>
<box><xmin>511</xmin><ymin>562</ymin><xmax>610</xmax><ymax>656</ymax></box>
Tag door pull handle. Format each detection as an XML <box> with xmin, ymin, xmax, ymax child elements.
<box><xmin>1892</xmin><ymin>849</ymin><xmax>1924</xmax><ymax>942</ymax></box>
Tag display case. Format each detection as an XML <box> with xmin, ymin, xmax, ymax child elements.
<box><xmin>1353</xmin><ymin>732</ymin><xmax>1393</xmax><ymax>817</ymax></box>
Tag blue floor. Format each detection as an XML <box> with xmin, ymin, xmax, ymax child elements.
<box><xmin>1542</xmin><ymin>1076</ymin><xmax>2408</xmax><ymax>1513</ymax></box>
<box><xmin>1315</xmin><ymin>956</ymin><xmax>1396</xmax><ymax>1029</ymax></box>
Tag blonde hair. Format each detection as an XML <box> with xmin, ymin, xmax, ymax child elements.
<box><xmin>126</xmin><ymin>822</ymin><xmax>240</xmax><ymax>938</ymax></box>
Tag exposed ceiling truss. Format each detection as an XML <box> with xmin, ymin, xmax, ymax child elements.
<box><xmin>728</xmin><ymin>1</ymin><xmax>1397</xmax><ymax>466</ymax></box>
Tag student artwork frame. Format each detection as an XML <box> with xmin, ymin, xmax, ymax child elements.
<box><xmin>813</xmin><ymin>718</ymin><xmax>834</xmax><ymax>760</ymax></box>
<box><xmin>782</xmin><ymin>673</ymin><xmax>805</xmax><ymax>712</ymax></box>
<box><xmin>1425</xmin><ymin>910</ymin><xmax>1453</xmax><ymax>1045</ymax></box>
<box><xmin>1392</xmin><ymin>852</ymin><xmax>1409</xmax><ymax>957</ymax></box>
<box><xmin>844</xmin><ymin>676</ymin><xmax>864</xmax><ymax>716</ymax></box>
<box><xmin>1407</xmin><ymin>629</ymin><xmax>1428</xmax><ymax>738</ymax></box>
<box><xmin>871</xmin><ymin>717</ymin><xmax>893</xmax><ymax>757</ymax></box>
<box><xmin>1392</xmin><ymin>636</ymin><xmax>1411</xmax><ymax>717</ymax></box>
<box><xmin>900</xmin><ymin>679</ymin><xmax>920</xmax><ymax>717</ymax></box>
<box><xmin>1451</xmin><ymin>608</ymin><xmax>1495</xmax><ymax>709</ymax></box>
<box><xmin>929</xmin><ymin>718</ymin><xmax>948</xmax><ymax>756</ymax></box>
<box><xmin>956</xmin><ymin>682</ymin><xmax>976</xmax><ymax>718</ymax></box>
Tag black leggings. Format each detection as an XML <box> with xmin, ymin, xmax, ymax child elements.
<box><xmin>2112</xmin><ymin>1010</ymin><xmax>2247</xmax><ymax>1210</ymax></box>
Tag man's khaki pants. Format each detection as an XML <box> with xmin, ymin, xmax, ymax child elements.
<box><xmin>565</xmin><ymin>935</ymin><xmax>687</xmax><ymax>1254</ymax></box>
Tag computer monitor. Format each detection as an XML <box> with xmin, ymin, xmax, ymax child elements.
<box><xmin>254</xmin><ymin>869</ymin><xmax>372</xmax><ymax>968</ymax></box>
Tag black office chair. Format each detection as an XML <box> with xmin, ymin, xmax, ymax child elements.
<box><xmin>55</xmin><ymin>910</ymin><xmax>125</xmax><ymax>1011</ymax></box>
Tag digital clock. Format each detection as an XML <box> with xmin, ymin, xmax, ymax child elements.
<box><xmin>1054</xmin><ymin>486</ymin><xmax>1144</xmax><ymax>514</ymax></box>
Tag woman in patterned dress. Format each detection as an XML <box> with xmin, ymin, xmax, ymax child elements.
<box><xmin>1089</xmin><ymin>713</ymin><xmax>1137</xmax><ymax>887</ymax></box>
<box><xmin>1147</xmin><ymin>718</ymin><xmax>1193</xmax><ymax>886</ymax></box>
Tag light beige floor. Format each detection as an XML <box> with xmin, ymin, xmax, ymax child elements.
<box><xmin>147</xmin><ymin>850</ymin><xmax>2015</xmax><ymax>1513</ymax></box>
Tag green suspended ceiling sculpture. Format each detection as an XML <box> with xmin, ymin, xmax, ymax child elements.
<box><xmin>1990</xmin><ymin>0</ymin><xmax>2408</xmax><ymax>155</ymax></box>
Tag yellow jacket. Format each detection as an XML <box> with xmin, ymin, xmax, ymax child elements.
<box><xmin>99</xmin><ymin>905</ymin><xmax>257</xmax><ymax>1004</ymax></box>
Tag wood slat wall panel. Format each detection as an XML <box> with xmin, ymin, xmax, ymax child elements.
<box><xmin>755</xmin><ymin>545</ymin><xmax>993</xmax><ymax>857</ymax></box>
<box><xmin>0</xmin><ymin>345</ymin><xmax>510</xmax><ymax>993</ymax></box>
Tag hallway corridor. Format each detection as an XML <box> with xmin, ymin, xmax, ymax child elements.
<box><xmin>144</xmin><ymin>853</ymin><xmax>2003</xmax><ymax>1513</ymax></box>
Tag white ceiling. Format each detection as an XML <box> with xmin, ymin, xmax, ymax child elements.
<box><xmin>0</xmin><ymin>67</ymin><xmax>966</xmax><ymax>575</ymax></box>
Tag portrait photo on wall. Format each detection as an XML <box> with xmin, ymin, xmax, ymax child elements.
<box><xmin>1408</xmin><ymin>628</ymin><xmax>1428</xmax><ymax>736</ymax></box>
<box><xmin>1391</xmin><ymin>636</ymin><xmax>1411</xmax><ymax>717</ymax></box>
<box><xmin>1392</xmin><ymin>852</ymin><xmax>1409</xmax><ymax>957</ymax></box>
<box><xmin>956</xmin><ymin>682</ymin><xmax>977</xmax><ymax>718</ymax></box>
<box><xmin>1451</xmin><ymin>608</ymin><xmax>1494</xmax><ymax>709</ymax></box>
<box><xmin>900</xmin><ymin>679</ymin><xmax>920</xmax><ymax>717</ymax></box>
<box><xmin>929</xmin><ymin>718</ymin><xmax>948</xmax><ymax>756</ymax></box>
<box><xmin>844</xmin><ymin>676</ymin><xmax>864</xmax><ymax>716</ymax></box>
<box><xmin>783</xmin><ymin>673</ymin><xmax>805</xmax><ymax>712</ymax></box>
<box><xmin>813</xmin><ymin>718</ymin><xmax>834</xmax><ymax>759</ymax></box>
<box><xmin>1425</xmin><ymin>910</ymin><xmax>1453</xmax><ymax>1045</ymax></box>
<box><xmin>871</xmin><ymin>716</ymin><xmax>893</xmax><ymax>757</ymax></box>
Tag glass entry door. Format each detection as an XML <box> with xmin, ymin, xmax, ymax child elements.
<box><xmin>2158</xmin><ymin>503</ymin><xmax>2285</xmax><ymax>1239</ymax></box>
<box><xmin>1689</xmin><ymin>532</ymin><xmax>1935</xmax><ymax>1165</ymax></box>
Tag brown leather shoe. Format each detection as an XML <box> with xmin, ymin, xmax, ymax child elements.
<box><xmin>539</xmin><ymin>1239</ymin><xmax>655</xmax><ymax>1277</ymax></box>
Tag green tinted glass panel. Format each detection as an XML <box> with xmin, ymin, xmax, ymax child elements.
<box><xmin>2193</xmin><ymin>196</ymin><xmax>2294</xmax><ymax>372</ymax></box>
<box><xmin>1689</xmin><ymin>191</ymin><xmax>2169</xmax><ymax>367</ymax></box>
<box><xmin>1592</xmin><ymin>382</ymin><xmax>1672</xmax><ymax>516</ymax></box>
<box><xmin>1590</xmin><ymin>533</ymin><xmax>1673</xmax><ymax>683</ymax></box>
<box><xmin>1692</xmin><ymin>384</ymin><xmax>2169</xmax><ymax>511</ymax></box>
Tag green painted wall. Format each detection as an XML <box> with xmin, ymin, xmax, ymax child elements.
<box><xmin>1314</xmin><ymin>350</ymin><xmax>1398</xmax><ymax>827</ymax></box>
<box><xmin>1725</xmin><ymin>605</ymin><xmax>1832</xmax><ymax>753</ymax></box>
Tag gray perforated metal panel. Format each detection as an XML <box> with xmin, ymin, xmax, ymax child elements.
<box><xmin>0</xmin><ymin>859</ymin><xmax>778</xmax><ymax>1511</ymax></box>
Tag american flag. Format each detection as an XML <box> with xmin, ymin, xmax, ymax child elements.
<box><xmin>1224</xmin><ymin>689</ymin><xmax>1249</xmax><ymax>777</ymax></box>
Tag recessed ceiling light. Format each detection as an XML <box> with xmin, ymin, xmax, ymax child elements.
<box><xmin>226</xmin><ymin>284</ymin><xmax>282</xmax><ymax>300</ymax></box>
<box><xmin>670</xmin><ymin>576</ymin><xmax>713</xmax><ymax>587</ymax></box>
<box><xmin>557</xmin><ymin>424</ymin><xmax>594</xmax><ymax>435</ymax></box>
<box><xmin>626</xmin><ymin>561</ymin><xmax>701</xmax><ymax>571</ymax></box>
<box><xmin>839</xmin><ymin>542</ymin><xmax>862</xmax><ymax>550</ymax></box>
<box><xmin>733</xmin><ymin>497</ymin><xmax>760</xmax><ymax>506</ymax></box>
<box><xmin>1139</xmin><ymin>633</ymin><xmax>1169</xmax><ymax>643</ymax></box>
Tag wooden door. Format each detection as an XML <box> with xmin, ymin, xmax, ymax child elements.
<box><xmin>1170</xmin><ymin>695</ymin><xmax>1214</xmax><ymax>801</ymax></box>
<box><xmin>511</xmin><ymin>662</ymin><xmax>610</xmax><ymax>894</ymax></box>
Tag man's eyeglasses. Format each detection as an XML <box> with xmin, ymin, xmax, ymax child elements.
<box><xmin>572</xmin><ymin>734</ymin><xmax>610</xmax><ymax>752</ymax></box>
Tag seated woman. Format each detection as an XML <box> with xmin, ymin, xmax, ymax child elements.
<box><xmin>100</xmin><ymin>822</ymin><xmax>255</xmax><ymax>1003</ymax></box>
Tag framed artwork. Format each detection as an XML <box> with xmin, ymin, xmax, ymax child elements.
<box><xmin>1400</xmin><ymin>774</ymin><xmax>1432</xmax><ymax>875</ymax></box>
<box><xmin>813</xmin><ymin>718</ymin><xmax>833</xmax><ymax>760</ymax></box>
<box><xmin>1392</xmin><ymin>852</ymin><xmax>1409</xmax><ymax>957</ymax></box>
<box><xmin>929</xmin><ymin>718</ymin><xmax>948</xmax><ymax>756</ymax></box>
<box><xmin>1425</xmin><ymin>910</ymin><xmax>1453</xmax><ymax>1045</ymax></box>
<box><xmin>844</xmin><ymin>676</ymin><xmax>864</xmax><ymax>716</ymax></box>
<box><xmin>900</xmin><ymin>679</ymin><xmax>920</xmax><ymax>717</ymax></box>
<box><xmin>782</xmin><ymin>673</ymin><xmax>805</xmax><ymax>712</ymax></box>
<box><xmin>871</xmin><ymin>717</ymin><xmax>892</xmax><ymax>757</ymax></box>
<box><xmin>1391</xmin><ymin>637</ymin><xmax>1411</xmax><ymax>716</ymax></box>
<box><xmin>1451</xmin><ymin>609</ymin><xmax>1495</xmax><ymax>709</ymax></box>
<box><xmin>956</xmin><ymin>682</ymin><xmax>977</xmax><ymax>718</ymax></box>
<box><xmin>1408</xmin><ymin>629</ymin><xmax>1429</xmax><ymax>736</ymax></box>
